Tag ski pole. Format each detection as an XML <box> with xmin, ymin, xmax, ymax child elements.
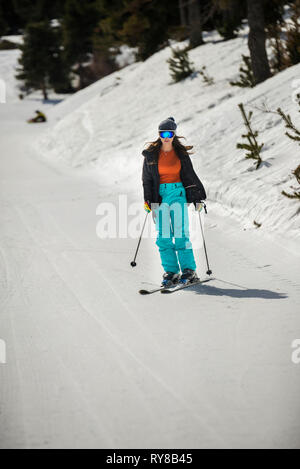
<box><xmin>198</xmin><ymin>204</ymin><xmax>212</xmax><ymax>275</ymax></box>
<box><xmin>130</xmin><ymin>212</ymin><xmax>149</xmax><ymax>267</ymax></box>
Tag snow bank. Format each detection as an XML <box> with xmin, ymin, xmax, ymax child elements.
<box><xmin>1</xmin><ymin>35</ymin><xmax>23</xmax><ymax>45</ymax></box>
<box><xmin>36</xmin><ymin>30</ymin><xmax>300</xmax><ymax>244</ymax></box>
<box><xmin>0</xmin><ymin>49</ymin><xmax>21</xmax><ymax>102</ymax></box>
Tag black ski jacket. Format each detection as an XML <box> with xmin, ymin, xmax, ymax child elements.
<box><xmin>142</xmin><ymin>146</ymin><xmax>207</xmax><ymax>206</ymax></box>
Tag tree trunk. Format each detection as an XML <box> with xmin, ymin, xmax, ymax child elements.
<box><xmin>188</xmin><ymin>0</ymin><xmax>204</xmax><ymax>47</ymax></box>
<box><xmin>78</xmin><ymin>63</ymin><xmax>85</xmax><ymax>90</ymax></box>
<box><xmin>41</xmin><ymin>81</ymin><xmax>48</xmax><ymax>101</ymax></box>
<box><xmin>247</xmin><ymin>0</ymin><xmax>271</xmax><ymax>84</ymax></box>
<box><xmin>179</xmin><ymin>0</ymin><xmax>187</xmax><ymax>26</ymax></box>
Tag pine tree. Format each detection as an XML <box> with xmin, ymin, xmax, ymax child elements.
<box><xmin>265</xmin><ymin>0</ymin><xmax>289</xmax><ymax>73</ymax></box>
<box><xmin>16</xmin><ymin>21</ymin><xmax>70</xmax><ymax>100</ymax></box>
<box><xmin>118</xmin><ymin>0</ymin><xmax>180</xmax><ymax>61</ymax></box>
<box><xmin>167</xmin><ymin>46</ymin><xmax>195</xmax><ymax>83</ymax></box>
<box><xmin>12</xmin><ymin>0</ymin><xmax>65</xmax><ymax>24</ymax></box>
<box><xmin>50</xmin><ymin>25</ymin><xmax>73</xmax><ymax>93</ymax></box>
<box><xmin>268</xmin><ymin>23</ymin><xmax>289</xmax><ymax>73</ymax></box>
<box><xmin>0</xmin><ymin>0</ymin><xmax>22</xmax><ymax>33</ymax></box>
<box><xmin>237</xmin><ymin>103</ymin><xmax>264</xmax><ymax>169</ymax></box>
<box><xmin>91</xmin><ymin>30</ymin><xmax>119</xmax><ymax>80</ymax></box>
<box><xmin>277</xmin><ymin>103</ymin><xmax>300</xmax><ymax>200</ymax></box>
<box><xmin>230</xmin><ymin>55</ymin><xmax>255</xmax><ymax>88</ymax></box>
<box><xmin>285</xmin><ymin>0</ymin><xmax>300</xmax><ymax>66</ymax></box>
<box><xmin>199</xmin><ymin>65</ymin><xmax>214</xmax><ymax>85</ymax></box>
<box><xmin>214</xmin><ymin>0</ymin><xmax>247</xmax><ymax>40</ymax></box>
<box><xmin>13</xmin><ymin>0</ymin><xmax>38</xmax><ymax>23</ymax></box>
<box><xmin>277</xmin><ymin>107</ymin><xmax>300</xmax><ymax>143</ymax></box>
<box><xmin>264</xmin><ymin>0</ymin><xmax>286</xmax><ymax>28</ymax></box>
<box><xmin>263</xmin><ymin>0</ymin><xmax>300</xmax><ymax>73</ymax></box>
<box><xmin>62</xmin><ymin>0</ymin><xmax>101</xmax><ymax>89</ymax></box>
<box><xmin>281</xmin><ymin>165</ymin><xmax>300</xmax><ymax>200</ymax></box>
<box><xmin>0</xmin><ymin>2</ymin><xmax>7</xmax><ymax>36</ymax></box>
<box><xmin>90</xmin><ymin>0</ymin><xmax>124</xmax><ymax>80</ymax></box>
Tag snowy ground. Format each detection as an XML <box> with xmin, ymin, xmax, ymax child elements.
<box><xmin>0</xmin><ymin>34</ymin><xmax>300</xmax><ymax>449</ymax></box>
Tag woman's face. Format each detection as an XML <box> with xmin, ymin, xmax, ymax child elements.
<box><xmin>159</xmin><ymin>131</ymin><xmax>175</xmax><ymax>145</ymax></box>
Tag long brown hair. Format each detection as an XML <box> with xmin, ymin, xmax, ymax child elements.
<box><xmin>144</xmin><ymin>135</ymin><xmax>194</xmax><ymax>158</ymax></box>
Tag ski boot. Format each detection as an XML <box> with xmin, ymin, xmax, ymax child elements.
<box><xmin>179</xmin><ymin>269</ymin><xmax>198</xmax><ymax>285</ymax></box>
<box><xmin>161</xmin><ymin>272</ymin><xmax>180</xmax><ymax>288</ymax></box>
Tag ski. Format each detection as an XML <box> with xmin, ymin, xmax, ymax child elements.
<box><xmin>139</xmin><ymin>284</ymin><xmax>178</xmax><ymax>295</ymax></box>
<box><xmin>139</xmin><ymin>286</ymin><xmax>166</xmax><ymax>295</ymax></box>
<box><xmin>160</xmin><ymin>277</ymin><xmax>215</xmax><ymax>294</ymax></box>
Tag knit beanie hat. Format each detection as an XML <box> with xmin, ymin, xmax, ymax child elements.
<box><xmin>158</xmin><ymin>116</ymin><xmax>177</xmax><ymax>132</ymax></box>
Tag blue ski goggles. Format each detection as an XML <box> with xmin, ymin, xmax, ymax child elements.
<box><xmin>159</xmin><ymin>130</ymin><xmax>175</xmax><ymax>138</ymax></box>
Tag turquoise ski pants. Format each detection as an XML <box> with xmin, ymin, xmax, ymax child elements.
<box><xmin>154</xmin><ymin>182</ymin><xmax>197</xmax><ymax>274</ymax></box>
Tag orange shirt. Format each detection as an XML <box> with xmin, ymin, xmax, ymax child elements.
<box><xmin>158</xmin><ymin>148</ymin><xmax>182</xmax><ymax>184</ymax></box>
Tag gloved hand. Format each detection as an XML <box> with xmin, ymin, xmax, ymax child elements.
<box><xmin>194</xmin><ymin>201</ymin><xmax>204</xmax><ymax>212</ymax></box>
<box><xmin>144</xmin><ymin>201</ymin><xmax>152</xmax><ymax>213</ymax></box>
<box><xmin>144</xmin><ymin>201</ymin><xmax>159</xmax><ymax>223</ymax></box>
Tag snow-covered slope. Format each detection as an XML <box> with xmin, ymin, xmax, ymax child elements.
<box><xmin>0</xmin><ymin>48</ymin><xmax>21</xmax><ymax>102</ymax></box>
<box><xmin>37</xmin><ymin>31</ymin><xmax>300</xmax><ymax>246</ymax></box>
<box><xmin>1</xmin><ymin>29</ymin><xmax>300</xmax><ymax>450</ymax></box>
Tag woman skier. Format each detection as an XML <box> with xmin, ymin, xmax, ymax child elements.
<box><xmin>142</xmin><ymin>116</ymin><xmax>207</xmax><ymax>288</ymax></box>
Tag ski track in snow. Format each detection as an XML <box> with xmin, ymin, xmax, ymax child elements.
<box><xmin>11</xmin><ymin>200</ymin><xmax>228</xmax><ymax>448</ymax></box>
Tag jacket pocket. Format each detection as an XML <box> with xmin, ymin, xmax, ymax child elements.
<box><xmin>185</xmin><ymin>186</ymin><xmax>203</xmax><ymax>203</ymax></box>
